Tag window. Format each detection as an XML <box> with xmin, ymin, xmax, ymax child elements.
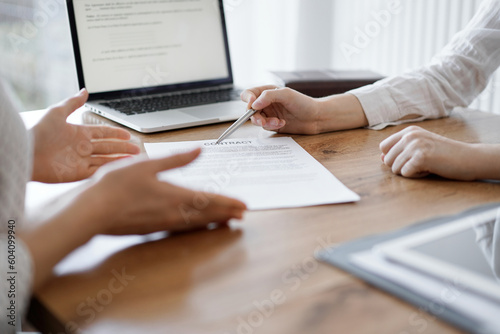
<box><xmin>0</xmin><ymin>0</ymin><xmax>77</xmax><ymax>111</ymax></box>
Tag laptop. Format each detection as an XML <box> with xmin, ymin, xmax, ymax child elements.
<box><xmin>66</xmin><ymin>0</ymin><xmax>243</xmax><ymax>133</ymax></box>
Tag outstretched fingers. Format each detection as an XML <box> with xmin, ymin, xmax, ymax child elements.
<box><xmin>91</xmin><ymin>141</ymin><xmax>140</xmax><ymax>156</ymax></box>
<box><xmin>150</xmin><ymin>148</ymin><xmax>202</xmax><ymax>173</ymax></box>
<box><xmin>169</xmin><ymin>190</ymin><xmax>247</xmax><ymax>230</ymax></box>
<box><xmin>89</xmin><ymin>125</ymin><xmax>132</xmax><ymax>140</ymax></box>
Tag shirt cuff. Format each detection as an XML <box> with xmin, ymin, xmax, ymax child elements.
<box><xmin>348</xmin><ymin>84</ymin><xmax>402</xmax><ymax>129</ymax></box>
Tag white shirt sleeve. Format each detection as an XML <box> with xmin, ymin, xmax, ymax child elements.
<box><xmin>348</xmin><ymin>0</ymin><xmax>500</xmax><ymax>130</ymax></box>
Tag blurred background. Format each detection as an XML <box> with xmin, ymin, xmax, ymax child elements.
<box><xmin>0</xmin><ymin>0</ymin><xmax>498</xmax><ymax>113</ymax></box>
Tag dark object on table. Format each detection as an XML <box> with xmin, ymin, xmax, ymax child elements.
<box><xmin>271</xmin><ymin>69</ymin><xmax>385</xmax><ymax>98</ymax></box>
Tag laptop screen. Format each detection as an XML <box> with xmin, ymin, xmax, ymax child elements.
<box><xmin>68</xmin><ymin>0</ymin><xmax>232</xmax><ymax>95</ymax></box>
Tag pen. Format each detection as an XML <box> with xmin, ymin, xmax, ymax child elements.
<box><xmin>215</xmin><ymin>109</ymin><xmax>258</xmax><ymax>144</ymax></box>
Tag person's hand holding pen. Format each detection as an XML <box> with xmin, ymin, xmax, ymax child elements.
<box><xmin>239</xmin><ymin>85</ymin><xmax>369</xmax><ymax>135</ymax></box>
<box><xmin>239</xmin><ymin>86</ymin><xmax>321</xmax><ymax>135</ymax></box>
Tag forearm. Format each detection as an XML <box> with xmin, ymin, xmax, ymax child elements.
<box><xmin>19</xmin><ymin>193</ymin><xmax>104</xmax><ymax>290</ymax></box>
<box><xmin>469</xmin><ymin>143</ymin><xmax>500</xmax><ymax>180</ymax></box>
<box><xmin>316</xmin><ymin>93</ymin><xmax>368</xmax><ymax>132</ymax></box>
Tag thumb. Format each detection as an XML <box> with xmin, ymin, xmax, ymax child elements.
<box><xmin>57</xmin><ymin>88</ymin><xmax>89</xmax><ymax>119</ymax></box>
<box><xmin>240</xmin><ymin>89</ymin><xmax>256</xmax><ymax>111</ymax></box>
<box><xmin>150</xmin><ymin>148</ymin><xmax>202</xmax><ymax>173</ymax></box>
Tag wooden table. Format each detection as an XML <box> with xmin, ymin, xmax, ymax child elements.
<box><xmin>27</xmin><ymin>108</ymin><xmax>500</xmax><ymax>334</ymax></box>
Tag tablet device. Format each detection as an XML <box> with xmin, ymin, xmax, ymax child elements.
<box><xmin>375</xmin><ymin>207</ymin><xmax>500</xmax><ymax>302</ymax></box>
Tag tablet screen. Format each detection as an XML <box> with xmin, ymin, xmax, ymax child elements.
<box><xmin>376</xmin><ymin>207</ymin><xmax>500</xmax><ymax>302</ymax></box>
<box><xmin>410</xmin><ymin>227</ymin><xmax>497</xmax><ymax>281</ymax></box>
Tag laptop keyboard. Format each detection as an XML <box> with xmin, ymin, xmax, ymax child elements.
<box><xmin>101</xmin><ymin>89</ymin><xmax>240</xmax><ymax>115</ymax></box>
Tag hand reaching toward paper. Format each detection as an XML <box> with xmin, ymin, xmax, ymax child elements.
<box><xmin>88</xmin><ymin>148</ymin><xmax>246</xmax><ymax>235</ymax></box>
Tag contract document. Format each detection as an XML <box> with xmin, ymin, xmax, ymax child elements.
<box><xmin>145</xmin><ymin>137</ymin><xmax>359</xmax><ymax>210</ymax></box>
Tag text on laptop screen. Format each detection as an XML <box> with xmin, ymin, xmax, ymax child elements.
<box><xmin>73</xmin><ymin>0</ymin><xmax>230</xmax><ymax>94</ymax></box>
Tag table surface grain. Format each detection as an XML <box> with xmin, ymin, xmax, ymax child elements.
<box><xmin>26</xmin><ymin>108</ymin><xmax>500</xmax><ymax>334</ymax></box>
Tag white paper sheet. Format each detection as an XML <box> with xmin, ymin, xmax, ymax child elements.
<box><xmin>145</xmin><ymin>137</ymin><xmax>360</xmax><ymax>210</ymax></box>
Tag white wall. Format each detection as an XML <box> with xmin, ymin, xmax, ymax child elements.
<box><xmin>329</xmin><ymin>0</ymin><xmax>499</xmax><ymax>113</ymax></box>
<box><xmin>224</xmin><ymin>0</ymin><xmax>334</xmax><ymax>87</ymax></box>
